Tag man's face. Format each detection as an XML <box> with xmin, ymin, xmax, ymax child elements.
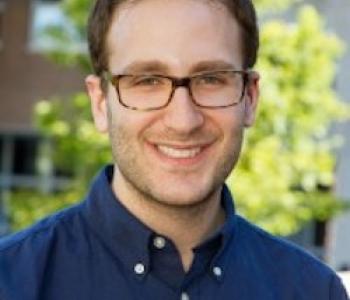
<box><xmin>88</xmin><ymin>0</ymin><xmax>259</xmax><ymax>207</ymax></box>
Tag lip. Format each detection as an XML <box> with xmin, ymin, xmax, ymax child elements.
<box><xmin>157</xmin><ymin>145</ymin><xmax>202</xmax><ymax>158</ymax></box>
<box><xmin>145</xmin><ymin>140</ymin><xmax>214</xmax><ymax>168</ymax></box>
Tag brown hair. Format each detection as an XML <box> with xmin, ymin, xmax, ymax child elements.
<box><xmin>87</xmin><ymin>0</ymin><xmax>259</xmax><ymax>77</ymax></box>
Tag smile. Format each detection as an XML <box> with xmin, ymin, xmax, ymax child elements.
<box><xmin>157</xmin><ymin>145</ymin><xmax>202</xmax><ymax>159</ymax></box>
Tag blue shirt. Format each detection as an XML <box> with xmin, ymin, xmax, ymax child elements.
<box><xmin>0</xmin><ymin>166</ymin><xmax>348</xmax><ymax>300</ymax></box>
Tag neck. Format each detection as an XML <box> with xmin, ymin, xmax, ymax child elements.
<box><xmin>112</xmin><ymin>169</ymin><xmax>226</xmax><ymax>272</ymax></box>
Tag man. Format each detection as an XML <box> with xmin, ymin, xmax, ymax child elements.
<box><xmin>0</xmin><ymin>0</ymin><xmax>348</xmax><ymax>299</ymax></box>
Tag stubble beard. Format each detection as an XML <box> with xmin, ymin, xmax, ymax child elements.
<box><xmin>108</xmin><ymin>114</ymin><xmax>244</xmax><ymax>212</ymax></box>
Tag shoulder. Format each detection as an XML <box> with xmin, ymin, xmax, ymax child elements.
<box><xmin>235</xmin><ymin>215</ymin><xmax>331</xmax><ymax>273</ymax></box>
<box><xmin>232</xmin><ymin>215</ymin><xmax>349</xmax><ymax>298</ymax></box>
<box><xmin>0</xmin><ymin>202</ymin><xmax>88</xmax><ymax>298</ymax></box>
<box><xmin>0</xmin><ymin>202</ymin><xmax>84</xmax><ymax>255</ymax></box>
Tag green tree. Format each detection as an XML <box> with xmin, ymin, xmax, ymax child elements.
<box><xmin>8</xmin><ymin>0</ymin><xmax>350</xmax><ymax>235</ymax></box>
<box><xmin>229</xmin><ymin>6</ymin><xmax>349</xmax><ymax>233</ymax></box>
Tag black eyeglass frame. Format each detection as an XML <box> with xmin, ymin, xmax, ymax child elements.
<box><xmin>102</xmin><ymin>70</ymin><xmax>253</xmax><ymax>111</ymax></box>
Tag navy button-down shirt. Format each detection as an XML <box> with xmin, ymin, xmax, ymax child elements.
<box><xmin>0</xmin><ymin>166</ymin><xmax>348</xmax><ymax>299</ymax></box>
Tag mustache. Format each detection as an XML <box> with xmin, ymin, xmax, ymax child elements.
<box><xmin>143</xmin><ymin>126</ymin><xmax>218</xmax><ymax>144</ymax></box>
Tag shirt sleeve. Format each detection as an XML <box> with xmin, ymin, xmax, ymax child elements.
<box><xmin>330</xmin><ymin>274</ymin><xmax>349</xmax><ymax>300</ymax></box>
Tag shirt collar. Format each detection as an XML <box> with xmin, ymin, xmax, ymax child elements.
<box><xmin>82</xmin><ymin>165</ymin><xmax>153</xmax><ymax>276</ymax></box>
<box><xmin>81</xmin><ymin>165</ymin><xmax>237</xmax><ymax>277</ymax></box>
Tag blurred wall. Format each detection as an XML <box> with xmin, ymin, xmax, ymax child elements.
<box><xmin>0</xmin><ymin>0</ymin><xmax>84</xmax><ymax>133</ymax></box>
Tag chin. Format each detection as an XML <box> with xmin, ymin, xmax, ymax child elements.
<box><xmin>150</xmin><ymin>184</ymin><xmax>219</xmax><ymax>208</ymax></box>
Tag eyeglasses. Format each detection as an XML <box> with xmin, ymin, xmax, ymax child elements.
<box><xmin>103</xmin><ymin>70</ymin><xmax>252</xmax><ymax>111</ymax></box>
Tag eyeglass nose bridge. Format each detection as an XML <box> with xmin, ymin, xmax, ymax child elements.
<box><xmin>173</xmin><ymin>77</ymin><xmax>191</xmax><ymax>88</ymax></box>
<box><xmin>168</xmin><ymin>77</ymin><xmax>196</xmax><ymax>106</ymax></box>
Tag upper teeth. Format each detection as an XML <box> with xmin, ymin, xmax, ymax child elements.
<box><xmin>157</xmin><ymin>145</ymin><xmax>201</xmax><ymax>158</ymax></box>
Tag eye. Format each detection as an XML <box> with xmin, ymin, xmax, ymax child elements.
<box><xmin>132</xmin><ymin>76</ymin><xmax>164</xmax><ymax>86</ymax></box>
<box><xmin>195</xmin><ymin>74</ymin><xmax>227</xmax><ymax>86</ymax></box>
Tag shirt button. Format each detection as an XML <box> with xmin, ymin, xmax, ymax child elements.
<box><xmin>134</xmin><ymin>263</ymin><xmax>145</xmax><ymax>275</ymax></box>
<box><xmin>181</xmin><ymin>292</ymin><xmax>190</xmax><ymax>300</ymax></box>
<box><xmin>153</xmin><ymin>236</ymin><xmax>166</xmax><ymax>249</ymax></box>
<box><xmin>213</xmin><ymin>266</ymin><xmax>223</xmax><ymax>277</ymax></box>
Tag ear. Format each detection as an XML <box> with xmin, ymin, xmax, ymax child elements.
<box><xmin>85</xmin><ymin>75</ymin><xmax>109</xmax><ymax>133</ymax></box>
<box><xmin>243</xmin><ymin>71</ymin><xmax>260</xmax><ymax>127</ymax></box>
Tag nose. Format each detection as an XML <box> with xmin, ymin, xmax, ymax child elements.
<box><xmin>162</xmin><ymin>87</ymin><xmax>204</xmax><ymax>135</ymax></box>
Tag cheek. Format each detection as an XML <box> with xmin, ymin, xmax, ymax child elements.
<box><xmin>217</xmin><ymin>114</ymin><xmax>246</xmax><ymax>156</ymax></box>
<box><xmin>209</xmin><ymin>109</ymin><xmax>245</xmax><ymax>137</ymax></box>
<box><xmin>107</xmin><ymin>105</ymin><xmax>158</xmax><ymax>146</ymax></box>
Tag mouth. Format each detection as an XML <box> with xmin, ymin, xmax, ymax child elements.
<box><xmin>145</xmin><ymin>140</ymin><xmax>214</xmax><ymax>168</ymax></box>
<box><xmin>156</xmin><ymin>145</ymin><xmax>202</xmax><ymax>159</ymax></box>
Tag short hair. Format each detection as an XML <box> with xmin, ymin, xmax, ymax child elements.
<box><xmin>87</xmin><ymin>0</ymin><xmax>259</xmax><ymax>78</ymax></box>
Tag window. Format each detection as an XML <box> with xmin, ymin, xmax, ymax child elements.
<box><xmin>0</xmin><ymin>138</ymin><xmax>3</xmax><ymax>172</ymax></box>
<box><xmin>0</xmin><ymin>133</ymin><xmax>71</xmax><ymax>235</ymax></box>
<box><xmin>0</xmin><ymin>133</ymin><xmax>70</xmax><ymax>190</ymax></box>
<box><xmin>13</xmin><ymin>136</ymin><xmax>40</xmax><ymax>176</ymax></box>
<box><xmin>287</xmin><ymin>220</ymin><xmax>328</xmax><ymax>260</ymax></box>
<box><xmin>314</xmin><ymin>220</ymin><xmax>327</xmax><ymax>247</ymax></box>
<box><xmin>29</xmin><ymin>0</ymin><xmax>84</xmax><ymax>52</ymax></box>
<box><xmin>0</xmin><ymin>134</ymin><xmax>39</xmax><ymax>183</ymax></box>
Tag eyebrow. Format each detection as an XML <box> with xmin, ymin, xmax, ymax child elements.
<box><xmin>120</xmin><ymin>59</ymin><xmax>239</xmax><ymax>75</ymax></box>
<box><xmin>189</xmin><ymin>60</ymin><xmax>240</xmax><ymax>74</ymax></box>
<box><xmin>122</xmin><ymin>60</ymin><xmax>170</xmax><ymax>74</ymax></box>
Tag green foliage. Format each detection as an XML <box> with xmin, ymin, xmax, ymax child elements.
<box><xmin>42</xmin><ymin>0</ymin><xmax>91</xmax><ymax>71</ymax></box>
<box><xmin>8</xmin><ymin>189</ymin><xmax>83</xmax><ymax>232</ymax></box>
<box><xmin>227</xmin><ymin>6</ymin><xmax>350</xmax><ymax>234</ymax></box>
<box><xmin>8</xmin><ymin>1</ymin><xmax>350</xmax><ymax>234</ymax></box>
<box><xmin>35</xmin><ymin>93</ymin><xmax>111</xmax><ymax>184</ymax></box>
<box><xmin>255</xmin><ymin>0</ymin><xmax>301</xmax><ymax>12</ymax></box>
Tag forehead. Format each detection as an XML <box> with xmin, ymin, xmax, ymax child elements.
<box><xmin>106</xmin><ymin>0</ymin><xmax>243</xmax><ymax>74</ymax></box>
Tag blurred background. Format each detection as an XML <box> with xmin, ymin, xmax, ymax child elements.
<box><xmin>0</xmin><ymin>0</ymin><xmax>349</xmax><ymax>276</ymax></box>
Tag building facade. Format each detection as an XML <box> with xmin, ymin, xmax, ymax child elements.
<box><xmin>0</xmin><ymin>0</ymin><xmax>83</xmax><ymax>234</ymax></box>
